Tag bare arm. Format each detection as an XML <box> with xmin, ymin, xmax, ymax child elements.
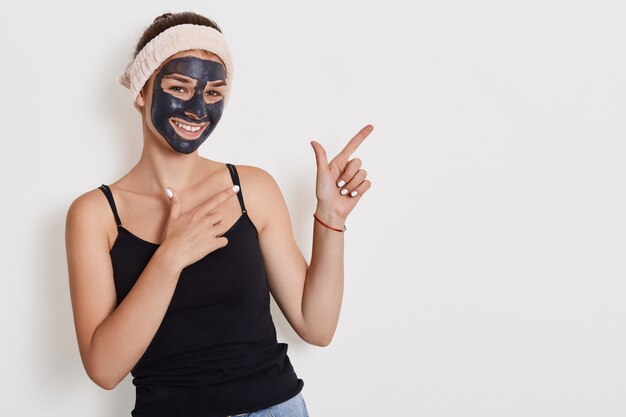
<box><xmin>302</xmin><ymin>208</ymin><xmax>346</xmax><ymax>345</ymax></box>
<box><xmin>86</xmin><ymin>249</ymin><xmax>182</xmax><ymax>389</ymax></box>
<box><xmin>66</xmin><ymin>185</ymin><xmax>237</xmax><ymax>389</ymax></box>
<box><xmin>251</xmin><ymin>169</ymin><xmax>346</xmax><ymax>347</ymax></box>
<box><xmin>301</xmin><ymin>125</ymin><xmax>373</xmax><ymax>345</ymax></box>
<box><xmin>250</xmin><ymin>126</ymin><xmax>373</xmax><ymax>347</ymax></box>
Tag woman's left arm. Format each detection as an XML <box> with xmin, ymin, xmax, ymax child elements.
<box><xmin>248</xmin><ymin>124</ymin><xmax>373</xmax><ymax>347</ymax></box>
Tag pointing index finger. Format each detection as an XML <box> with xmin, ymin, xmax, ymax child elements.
<box><xmin>337</xmin><ymin>124</ymin><xmax>374</xmax><ymax>161</ymax></box>
<box><xmin>197</xmin><ymin>185</ymin><xmax>240</xmax><ymax>214</ymax></box>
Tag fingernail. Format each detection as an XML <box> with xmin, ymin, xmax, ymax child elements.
<box><xmin>337</xmin><ymin>180</ymin><xmax>346</xmax><ymax>187</ymax></box>
<box><xmin>165</xmin><ymin>188</ymin><xmax>173</xmax><ymax>199</ymax></box>
<box><xmin>350</xmin><ymin>190</ymin><xmax>358</xmax><ymax>197</ymax></box>
<box><xmin>341</xmin><ymin>188</ymin><xmax>349</xmax><ymax>195</ymax></box>
<box><xmin>232</xmin><ymin>185</ymin><xmax>240</xmax><ymax>193</ymax></box>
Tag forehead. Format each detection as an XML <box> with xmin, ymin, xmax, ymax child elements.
<box><xmin>158</xmin><ymin>56</ymin><xmax>226</xmax><ymax>81</ymax></box>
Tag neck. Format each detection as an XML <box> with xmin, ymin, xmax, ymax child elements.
<box><xmin>132</xmin><ymin>119</ymin><xmax>211</xmax><ymax>194</ymax></box>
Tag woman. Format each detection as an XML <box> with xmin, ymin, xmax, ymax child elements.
<box><xmin>65</xmin><ymin>11</ymin><xmax>372</xmax><ymax>417</ymax></box>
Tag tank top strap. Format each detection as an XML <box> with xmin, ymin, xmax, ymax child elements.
<box><xmin>225</xmin><ymin>163</ymin><xmax>247</xmax><ymax>214</ymax></box>
<box><xmin>98</xmin><ymin>184</ymin><xmax>123</xmax><ymax>227</ymax></box>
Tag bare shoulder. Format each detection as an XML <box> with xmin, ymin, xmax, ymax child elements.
<box><xmin>67</xmin><ymin>188</ymin><xmax>109</xmax><ymax>225</ymax></box>
<box><xmin>234</xmin><ymin>164</ymin><xmax>278</xmax><ymax>188</ymax></box>
<box><xmin>66</xmin><ymin>187</ymin><xmax>115</xmax><ymax>249</ymax></box>
<box><xmin>232</xmin><ymin>164</ymin><xmax>288</xmax><ymax>233</ymax></box>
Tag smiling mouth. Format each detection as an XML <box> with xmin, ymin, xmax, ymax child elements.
<box><xmin>169</xmin><ymin>118</ymin><xmax>210</xmax><ymax>139</ymax></box>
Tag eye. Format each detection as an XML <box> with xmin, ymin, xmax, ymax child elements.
<box><xmin>171</xmin><ymin>86</ymin><xmax>187</xmax><ymax>93</ymax></box>
<box><xmin>206</xmin><ymin>90</ymin><xmax>222</xmax><ymax>97</ymax></box>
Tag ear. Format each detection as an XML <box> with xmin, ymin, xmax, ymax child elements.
<box><xmin>135</xmin><ymin>89</ymin><xmax>145</xmax><ymax>108</ymax></box>
<box><xmin>133</xmin><ymin>90</ymin><xmax>146</xmax><ymax>113</ymax></box>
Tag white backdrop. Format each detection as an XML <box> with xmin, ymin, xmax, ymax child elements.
<box><xmin>2</xmin><ymin>0</ymin><xmax>625</xmax><ymax>416</ymax></box>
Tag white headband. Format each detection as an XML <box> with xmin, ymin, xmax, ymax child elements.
<box><xmin>118</xmin><ymin>23</ymin><xmax>234</xmax><ymax>106</ymax></box>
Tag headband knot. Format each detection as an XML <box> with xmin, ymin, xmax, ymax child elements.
<box><xmin>119</xmin><ymin>23</ymin><xmax>233</xmax><ymax>106</ymax></box>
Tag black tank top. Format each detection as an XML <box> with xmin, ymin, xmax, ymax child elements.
<box><xmin>98</xmin><ymin>163</ymin><xmax>304</xmax><ymax>417</ymax></box>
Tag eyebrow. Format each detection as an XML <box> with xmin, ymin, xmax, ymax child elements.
<box><xmin>207</xmin><ymin>80</ymin><xmax>227</xmax><ymax>87</ymax></box>
<box><xmin>163</xmin><ymin>75</ymin><xmax>195</xmax><ymax>84</ymax></box>
<box><xmin>162</xmin><ymin>75</ymin><xmax>226</xmax><ymax>87</ymax></box>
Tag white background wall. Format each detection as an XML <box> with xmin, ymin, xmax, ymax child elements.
<box><xmin>2</xmin><ymin>0</ymin><xmax>625</xmax><ymax>416</ymax></box>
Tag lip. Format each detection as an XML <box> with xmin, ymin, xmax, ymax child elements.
<box><xmin>169</xmin><ymin>117</ymin><xmax>210</xmax><ymax>140</ymax></box>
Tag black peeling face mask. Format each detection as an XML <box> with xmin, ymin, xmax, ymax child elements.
<box><xmin>150</xmin><ymin>56</ymin><xmax>226</xmax><ymax>154</ymax></box>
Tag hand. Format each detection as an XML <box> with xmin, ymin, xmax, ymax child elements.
<box><xmin>159</xmin><ymin>185</ymin><xmax>240</xmax><ymax>269</ymax></box>
<box><xmin>310</xmin><ymin>124</ymin><xmax>373</xmax><ymax>223</ymax></box>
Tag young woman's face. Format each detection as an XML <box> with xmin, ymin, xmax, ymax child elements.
<box><xmin>144</xmin><ymin>50</ymin><xmax>227</xmax><ymax>154</ymax></box>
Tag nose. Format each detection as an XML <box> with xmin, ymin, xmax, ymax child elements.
<box><xmin>184</xmin><ymin>93</ymin><xmax>208</xmax><ymax>120</ymax></box>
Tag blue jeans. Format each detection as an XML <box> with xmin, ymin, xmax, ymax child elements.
<box><xmin>227</xmin><ymin>392</ymin><xmax>310</xmax><ymax>417</ymax></box>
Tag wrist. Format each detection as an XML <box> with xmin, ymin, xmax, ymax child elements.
<box><xmin>315</xmin><ymin>205</ymin><xmax>346</xmax><ymax>221</ymax></box>
<box><xmin>313</xmin><ymin>207</ymin><xmax>347</xmax><ymax>231</ymax></box>
<box><xmin>153</xmin><ymin>244</ymin><xmax>184</xmax><ymax>276</ymax></box>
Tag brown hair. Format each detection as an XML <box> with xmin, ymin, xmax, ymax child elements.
<box><xmin>133</xmin><ymin>11</ymin><xmax>222</xmax><ymax>58</ymax></box>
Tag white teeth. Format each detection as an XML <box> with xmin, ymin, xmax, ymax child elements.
<box><xmin>174</xmin><ymin>121</ymin><xmax>203</xmax><ymax>133</ymax></box>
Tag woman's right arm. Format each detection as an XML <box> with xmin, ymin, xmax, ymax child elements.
<box><xmin>65</xmin><ymin>186</ymin><xmax>238</xmax><ymax>390</ymax></box>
